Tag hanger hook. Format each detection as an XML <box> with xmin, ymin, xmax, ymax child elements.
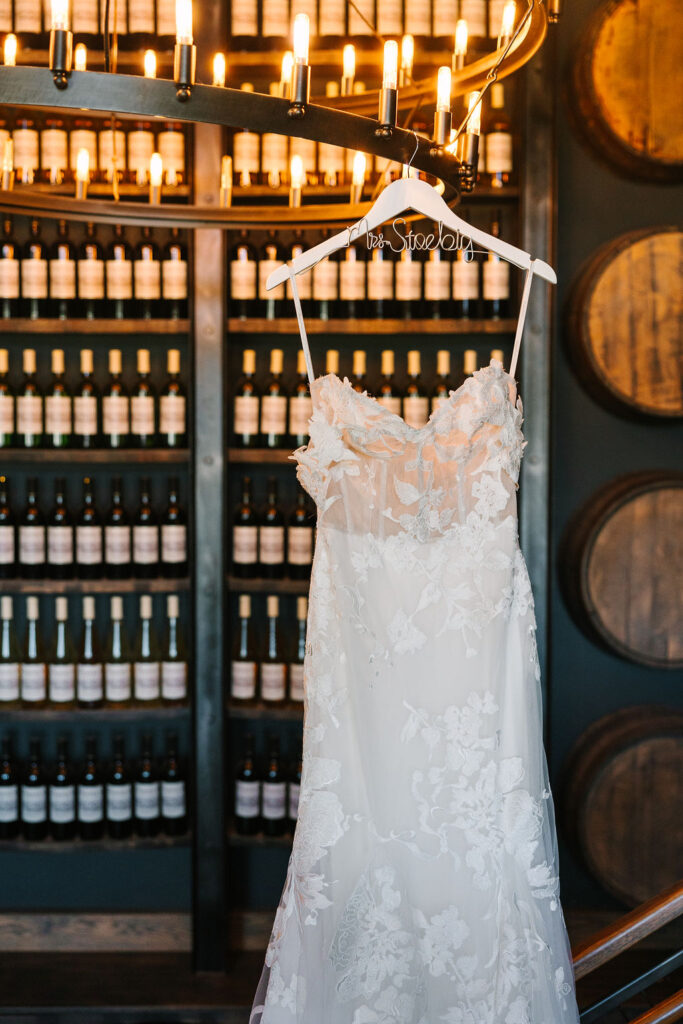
<box><xmin>406</xmin><ymin>130</ymin><xmax>419</xmax><ymax>174</ymax></box>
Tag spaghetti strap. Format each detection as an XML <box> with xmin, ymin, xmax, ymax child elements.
<box><xmin>287</xmin><ymin>265</ymin><xmax>316</xmax><ymax>391</ymax></box>
<box><xmin>509</xmin><ymin>263</ymin><xmax>535</xmax><ymax>381</ymax></box>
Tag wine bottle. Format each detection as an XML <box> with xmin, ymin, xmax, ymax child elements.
<box><xmin>0</xmin><ymin>477</ymin><xmax>14</xmax><ymax>579</ymax></box>
<box><xmin>462</xmin><ymin>349</ymin><xmax>478</xmax><ymax>385</ymax></box>
<box><xmin>0</xmin><ymin>218</ymin><xmax>20</xmax><ymax>319</ymax></box>
<box><xmin>161</xmin><ymin>732</ymin><xmax>187</xmax><ymax>835</ymax></box>
<box><xmin>231</xmin><ymin>594</ymin><xmax>257</xmax><ymax>701</ymax></box>
<box><xmin>134</xmin><ymin>733</ymin><xmax>160</xmax><ymax>837</ymax></box>
<box><xmin>262</xmin><ymin>0</ymin><xmax>289</xmax><ymax>40</ymax></box>
<box><xmin>22</xmin><ymin>596</ymin><xmax>46</xmax><ymax>708</ymax></box>
<box><xmin>234</xmin><ymin>732</ymin><xmax>260</xmax><ymax>835</ymax></box>
<box><xmin>78</xmin><ymin>223</ymin><xmax>106</xmax><ymax>320</ymax></box>
<box><xmin>490</xmin><ymin>348</ymin><xmax>505</xmax><ymax>368</ymax></box>
<box><xmin>21</xmin><ymin>220</ymin><xmax>48</xmax><ymax>319</ymax></box>
<box><xmin>161</xmin><ymin>477</ymin><xmax>187</xmax><ymax>577</ymax></box>
<box><xmin>338</xmin><ymin>245</ymin><xmax>366</xmax><ymax>319</ymax></box>
<box><xmin>232</xmin><ymin>476</ymin><xmax>258</xmax><ymax>579</ymax></box>
<box><xmin>482</xmin><ymin>214</ymin><xmax>510</xmax><ymax>319</ymax></box>
<box><xmin>259</xmin><ymin>478</ymin><xmax>285</xmax><ymax>579</ymax></box>
<box><xmin>161</xmin><ymin>594</ymin><xmax>187</xmax><ymax>705</ymax></box>
<box><xmin>134</xmin><ymin>594</ymin><xmax>160</xmax><ymax>705</ymax></box>
<box><xmin>261</xmin><ymin>595</ymin><xmax>286</xmax><ymax>703</ymax></box>
<box><xmin>229</xmin><ymin>230</ymin><xmax>258</xmax><ymax>320</ymax></box>
<box><xmin>0</xmin><ymin>735</ymin><xmax>19</xmax><ymax>839</ymax></box>
<box><xmin>19</xmin><ymin>478</ymin><xmax>45</xmax><ymax>579</ymax></box>
<box><xmin>103</xmin><ymin>349</ymin><xmax>130</xmax><ymax>449</ymax></box>
<box><xmin>44</xmin><ymin>349</ymin><xmax>72</xmax><ymax>449</ymax></box>
<box><xmin>161</xmin><ymin>228</ymin><xmax>188</xmax><ymax>319</ymax></box>
<box><xmin>460</xmin><ymin>0</ymin><xmax>487</xmax><ymax>37</ymax></box>
<box><xmin>78</xmin><ymin>735</ymin><xmax>104</xmax><ymax>841</ymax></box>
<box><xmin>131</xmin><ymin>349</ymin><xmax>156</xmax><ymax>448</ymax></box>
<box><xmin>49</xmin><ymin>737</ymin><xmax>76</xmax><ymax>841</ymax></box>
<box><xmin>159</xmin><ymin>349</ymin><xmax>186</xmax><ymax>448</ymax></box>
<box><xmin>432</xmin><ymin>350</ymin><xmax>452</xmax><ymax>412</ymax></box>
<box><xmin>312</xmin><ymin>234</ymin><xmax>338</xmax><ymax>320</ymax></box>
<box><xmin>285</xmin><ymin>232</ymin><xmax>312</xmax><ymax>316</ymax></box>
<box><xmin>77</xmin><ymin>595</ymin><xmax>103</xmax><ymax>709</ymax></box>
<box><xmin>133</xmin><ymin>477</ymin><xmax>158</xmax><ymax>578</ymax></box>
<box><xmin>105</xmin><ymin>224</ymin><xmax>134</xmax><ymax>319</ymax></box>
<box><xmin>127</xmin><ymin>120</ymin><xmax>155</xmax><ymax>186</ymax></box>
<box><xmin>288</xmin><ymin>350</ymin><xmax>311</xmax><ymax>448</ymax></box>
<box><xmin>0</xmin><ymin>596</ymin><xmax>20</xmax><ymax>709</ymax></box>
<box><xmin>16</xmin><ymin>348</ymin><xmax>43</xmax><ymax>449</ymax></box>
<box><xmin>260</xmin><ymin>349</ymin><xmax>287</xmax><ymax>449</ymax></box>
<box><xmin>0</xmin><ymin>350</ymin><xmax>13</xmax><ymax>447</ymax></box>
<box><xmin>288</xmin><ymin>492</ymin><xmax>313</xmax><ymax>579</ymax></box>
<box><xmin>289</xmin><ymin>595</ymin><xmax>307</xmax><ymax>703</ymax></box>
<box><xmin>377</xmin><ymin>0</ymin><xmax>402</xmax><ymax>35</ymax></box>
<box><xmin>485</xmin><ymin>83</ymin><xmax>513</xmax><ymax>190</ymax></box>
<box><xmin>233</xmin><ymin>349</ymin><xmax>260</xmax><ymax>448</ymax></box>
<box><xmin>134</xmin><ymin>226</ymin><xmax>161</xmax><ymax>319</ymax></box>
<box><xmin>69</xmin><ymin>119</ymin><xmax>98</xmax><ymax>183</ymax></box>
<box><xmin>326</xmin><ymin>349</ymin><xmax>340</xmax><ymax>379</ymax></box>
<box><xmin>376</xmin><ymin>350</ymin><xmax>402</xmax><ymax>416</ymax></box>
<box><xmin>232</xmin><ymin>87</ymin><xmax>260</xmax><ymax>186</ymax></box>
<box><xmin>41</xmin><ymin>118</ymin><xmax>69</xmax><ymax>187</ymax></box>
<box><xmin>107</xmin><ymin>734</ymin><xmax>133</xmax><ymax>839</ymax></box>
<box><xmin>21</xmin><ymin>737</ymin><xmax>47</xmax><ymax>841</ymax></box>
<box><xmin>452</xmin><ymin>247</ymin><xmax>480</xmax><ymax>320</ymax></box>
<box><xmin>395</xmin><ymin>248</ymin><xmax>423</xmax><ymax>320</ymax></box>
<box><xmin>48</xmin><ymin>596</ymin><xmax>76</xmax><ymax>707</ymax></box>
<box><xmin>104</xmin><ymin>476</ymin><xmax>131</xmax><ymax>579</ymax></box>
<box><xmin>424</xmin><ymin>240</ymin><xmax>452</xmax><ymax>319</ymax></box>
<box><xmin>104</xmin><ymin>595</ymin><xmax>132</xmax><ymax>707</ymax></box>
<box><xmin>49</xmin><ymin>220</ymin><xmax>77</xmax><ymax>320</ymax></box>
<box><xmin>403</xmin><ymin>351</ymin><xmax>429</xmax><ymax>429</ymax></box>
<box><xmin>157</xmin><ymin>124</ymin><xmax>186</xmax><ymax>185</ymax></box>
<box><xmin>367</xmin><ymin>245</ymin><xmax>394</xmax><ymax>319</ymax></box>
<box><xmin>258</xmin><ymin>232</ymin><xmax>285</xmax><ymax>320</ymax></box>
<box><xmin>76</xmin><ymin>476</ymin><xmax>102</xmax><ymax>579</ymax></box>
<box><xmin>262</xmin><ymin>735</ymin><xmax>287</xmax><ymax>836</ymax></box>
<box><xmin>74</xmin><ymin>349</ymin><xmax>99</xmax><ymax>448</ymax></box>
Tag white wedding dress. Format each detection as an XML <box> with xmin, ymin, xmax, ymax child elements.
<box><xmin>249</xmin><ymin>354</ymin><xmax>581</xmax><ymax>1024</ymax></box>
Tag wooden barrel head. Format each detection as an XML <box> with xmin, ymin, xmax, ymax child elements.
<box><xmin>569</xmin><ymin>0</ymin><xmax>683</xmax><ymax>182</ymax></box>
<box><xmin>560</xmin><ymin>472</ymin><xmax>683</xmax><ymax>668</ymax></box>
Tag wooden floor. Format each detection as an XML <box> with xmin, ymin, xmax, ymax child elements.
<box><xmin>0</xmin><ymin>948</ymin><xmax>680</xmax><ymax>1022</ymax></box>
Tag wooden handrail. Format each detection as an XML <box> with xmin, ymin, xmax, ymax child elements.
<box><xmin>627</xmin><ymin>989</ymin><xmax>683</xmax><ymax>1024</ymax></box>
<box><xmin>572</xmin><ymin>879</ymin><xmax>683</xmax><ymax>980</ymax></box>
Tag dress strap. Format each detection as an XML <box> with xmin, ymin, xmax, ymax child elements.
<box><xmin>287</xmin><ymin>265</ymin><xmax>316</xmax><ymax>390</ymax></box>
<box><xmin>509</xmin><ymin>263</ymin><xmax>536</xmax><ymax>381</ymax></box>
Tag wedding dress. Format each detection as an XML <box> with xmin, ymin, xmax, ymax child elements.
<box><xmin>249</xmin><ymin>281</ymin><xmax>581</xmax><ymax>1023</ymax></box>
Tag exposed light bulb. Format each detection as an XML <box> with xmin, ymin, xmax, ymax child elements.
<box><xmin>3</xmin><ymin>34</ymin><xmax>17</xmax><ymax>66</ymax></box>
<box><xmin>51</xmin><ymin>0</ymin><xmax>69</xmax><ymax>31</ymax></box>
<box><xmin>455</xmin><ymin>19</ymin><xmax>468</xmax><ymax>56</ymax></box>
<box><xmin>219</xmin><ymin>154</ymin><xmax>232</xmax><ymax>207</ymax></box>
<box><xmin>290</xmin><ymin>153</ymin><xmax>305</xmax><ymax>189</ymax></box>
<box><xmin>144</xmin><ymin>48</ymin><xmax>157</xmax><ymax>77</ymax></box>
<box><xmin>281</xmin><ymin>50</ymin><xmax>293</xmax><ymax>84</ymax></box>
<box><xmin>175</xmin><ymin>0</ymin><xmax>192</xmax><ymax>44</ymax></box>
<box><xmin>400</xmin><ymin>33</ymin><xmax>414</xmax><ymax>73</ymax></box>
<box><xmin>74</xmin><ymin>43</ymin><xmax>87</xmax><ymax>71</ymax></box>
<box><xmin>293</xmin><ymin>12</ymin><xmax>310</xmax><ymax>64</ymax></box>
<box><xmin>352</xmin><ymin>151</ymin><xmax>366</xmax><ymax>187</ymax></box>
<box><xmin>499</xmin><ymin>1</ymin><xmax>516</xmax><ymax>45</ymax></box>
<box><xmin>342</xmin><ymin>43</ymin><xmax>355</xmax><ymax>79</ymax></box>
<box><xmin>150</xmin><ymin>152</ymin><xmax>163</xmax><ymax>187</ymax></box>
<box><xmin>467</xmin><ymin>90</ymin><xmax>482</xmax><ymax>134</ymax></box>
<box><xmin>436</xmin><ymin>66</ymin><xmax>451</xmax><ymax>113</ymax></box>
<box><xmin>76</xmin><ymin>148</ymin><xmax>89</xmax><ymax>182</ymax></box>
<box><xmin>383</xmin><ymin>39</ymin><xmax>398</xmax><ymax>90</ymax></box>
<box><xmin>213</xmin><ymin>52</ymin><xmax>226</xmax><ymax>86</ymax></box>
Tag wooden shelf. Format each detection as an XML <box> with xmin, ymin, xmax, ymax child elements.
<box><xmin>228</xmin><ymin>447</ymin><xmax>294</xmax><ymax>464</ymax></box>
<box><xmin>0</xmin><ymin>833</ymin><xmax>191</xmax><ymax>852</ymax></box>
<box><xmin>227</xmin><ymin>317</ymin><xmax>517</xmax><ymax>335</ymax></box>
<box><xmin>227</xmin><ymin>825</ymin><xmax>293</xmax><ymax>848</ymax></box>
<box><xmin>0</xmin><ymin>318</ymin><xmax>190</xmax><ymax>334</ymax></box>
<box><xmin>0</xmin><ymin>577</ymin><xmax>190</xmax><ymax>593</ymax></box>
<box><xmin>0</xmin><ymin>705</ymin><xmax>190</xmax><ymax>720</ymax></box>
<box><xmin>227</xmin><ymin>699</ymin><xmax>304</xmax><ymax>721</ymax></box>
<box><xmin>231</xmin><ymin>183</ymin><xmax>520</xmax><ymax>202</ymax></box>
<box><xmin>0</xmin><ymin>447</ymin><xmax>190</xmax><ymax>463</ymax></box>
<box><xmin>226</xmin><ymin>575</ymin><xmax>309</xmax><ymax>595</ymax></box>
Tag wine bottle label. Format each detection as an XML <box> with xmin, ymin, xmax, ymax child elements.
<box><xmin>261</xmin><ymin>133</ymin><xmax>288</xmax><ymax>173</ymax></box>
<box><xmin>0</xmin><ymin>663</ymin><xmax>20</xmax><ymax>702</ymax></box>
<box><xmin>234</xmin><ymin>395</ymin><xmax>259</xmax><ymax>436</ymax></box>
<box><xmin>460</xmin><ymin>0</ymin><xmax>487</xmax><ymax>35</ymax></box>
<box><xmin>235</xmin><ymin>779</ymin><xmax>259</xmax><ymax>817</ymax></box>
<box><xmin>105</xmin><ymin>662</ymin><xmax>132</xmax><ymax>702</ymax></box>
<box><xmin>47</xmin><ymin>525</ymin><xmax>73</xmax><ymax>565</ymax></box>
<box><xmin>131</xmin><ymin>396</ymin><xmax>156</xmax><ymax>436</ymax></box>
<box><xmin>155</xmin><ymin>0</ymin><xmax>175</xmax><ymax>32</ymax></box>
<box><xmin>453</xmin><ymin>260</ymin><xmax>480</xmax><ymax>300</ymax></box>
<box><xmin>0</xmin><ymin>258</ymin><xmax>20</xmax><ymax>298</ymax></box>
<box><xmin>161</xmin><ymin>661</ymin><xmax>187</xmax><ymax>701</ymax></box>
<box><xmin>161</xmin><ymin>780</ymin><xmax>186</xmax><ymax>818</ymax></box>
<box><xmin>312</xmin><ymin>260</ymin><xmax>338</xmax><ymax>300</ymax></box>
<box><xmin>134</xmin><ymin>260</ymin><xmax>161</xmax><ymax>300</ymax></box>
<box><xmin>0</xmin><ymin>394</ymin><xmax>14</xmax><ymax>433</ymax></box>
<box><xmin>72</xmin><ymin>0</ymin><xmax>99</xmax><ymax>32</ymax></box>
<box><xmin>262</xmin><ymin>780</ymin><xmax>286</xmax><ymax>818</ymax></box>
<box><xmin>12</xmin><ymin>0</ymin><xmax>40</xmax><ymax>30</ymax></box>
<box><xmin>287</xmin><ymin>526</ymin><xmax>312</xmax><ymax>565</ymax></box>
<box><xmin>17</xmin><ymin>395</ymin><xmax>43</xmax><ymax>436</ymax></box>
<box><xmin>19</xmin><ymin>525</ymin><xmax>45</xmax><ymax>565</ymax></box>
<box><xmin>433</xmin><ymin>0</ymin><xmax>457</xmax><ymax>28</ymax></box>
<box><xmin>77</xmin><ymin>663</ymin><xmax>103</xmax><ymax>702</ymax></box>
<box><xmin>105</xmin><ymin>525</ymin><xmax>131</xmax><ymax>565</ymax></box>
<box><xmin>102</xmin><ymin>395</ymin><xmax>130</xmax><ymax>435</ymax></box>
<box><xmin>161</xmin><ymin>524</ymin><xmax>186</xmax><ymax>564</ymax></box>
<box><xmin>50</xmin><ymin>785</ymin><xmax>75</xmax><ymax>824</ymax></box>
<box><xmin>232</xmin><ymin>525</ymin><xmax>257</xmax><ymax>564</ymax></box>
<box><xmin>133</xmin><ymin>525</ymin><xmax>158</xmax><ymax>564</ymax></box>
<box><xmin>162</xmin><ymin>260</ymin><xmax>187</xmax><ymax>300</ymax></box>
<box><xmin>105</xmin><ymin>259</ymin><xmax>133</xmax><ymax>299</ymax></box>
<box><xmin>21</xmin><ymin>259</ymin><xmax>48</xmax><ymax>298</ymax></box>
<box><xmin>12</xmin><ymin>129</ymin><xmax>39</xmax><ymax>170</ymax></box>
<box><xmin>232</xmin><ymin>132</ymin><xmax>259</xmax><ymax>173</ymax></box>
<box><xmin>424</xmin><ymin>262</ymin><xmax>451</xmax><ymax>301</ymax></box>
<box><xmin>262</xmin><ymin>0</ymin><xmax>288</xmax><ymax>34</ymax></box>
<box><xmin>127</xmin><ymin>0</ymin><xmax>154</xmax><ymax>32</ymax></box>
<box><xmin>106</xmin><ymin>782</ymin><xmax>132</xmax><ymax>821</ymax></box>
<box><xmin>283</xmin><ymin>265</ymin><xmax>311</xmax><ymax>300</ymax></box>
<box><xmin>76</xmin><ymin>525</ymin><xmax>103</xmax><ymax>564</ymax></box>
<box><xmin>376</xmin><ymin>395</ymin><xmax>402</xmax><ymax>416</ymax></box>
<box><xmin>49</xmin><ymin>663</ymin><xmax>76</xmax><ymax>703</ymax></box>
<box><xmin>49</xmin><ymin>259</ymin><xmax>76</xmax><ymax>299</ymax></box>
<box><xmin>367</xmin><ymin>260</ymin><xmax>394</xmax><ymax>300</ymax></box>
<box><xmin>404</xmin><ymin>0</ymin><xmax>430</xmax><ymax>34</ymax></box>
<box><xmin>348</xmin><ymin>0</ymin><xmax>372</xmax><ymax>33</ymax></box>
<box><xmin>78</xmin><ymin>259</ymin><xmax>105</xmax><ymax>300</ymax></box>
<box><xmin>230</xmin><ymin>260</ymin><xmax>257</xmax><ymax>301</ymax></box>
<box><xmin>21</xmin><ymin>785</ymin><xmax>47</xmax><ymax>823</ymax></box>
<box><xmin>376</xmin><ymin>0</ymin><xmax>402</xmax><ymax>34</ymax></box>
<box><xmin>395</xmin><ymin>261</ymin><xmax>422</xmax><ymax>300</ymax></box>
<box><xmin>339</xmin><ymin>262</ymin><xmax>366</xmax><ymax>302</ymax></box>
<box><xmin>21</xmin><ymin>663</ymin><xmax>46</xmax><ymax>702</ymax></box>
<box><xmin>159</xmin><ymin>395</ymin><xmax>186</xmax><ymax>435</ymax></box>
<box><xmin>483</xmin><ymin>260</ymin><xmax>510</xmax><ymax>301</ymax></box>
<box><xmin>134</xmin><ymin>781</ymin><xmax>160</xmax><ymax>819</ymax></box>
<box><xmin>231</xmin><ymin>0</ymin><xmax>257</xmax><ymax>35</ymax></box>
<box><xmin>259</xmin><ymin>525</ymin><xmax>285</xmax><ymax>564</ymax></box>
<box><xmin>158</xmin><ymin>131</ymin><xmax>185</xmax><ymax>172</ymax></box>
<box><xmin>134</xmin><ymin>661</ymin><xmax>160</xmax><ymax>701</ymax></box>
<box><xmin>288</xmin><ymin>396</ymin><xmax>312</xmax><ymax>436</ymax></box>
<box><xmin>403</xmin><ymin>396</ymin><xmax>430</xmax><ymax>429</ymax></box>
<box><xmin>258</xmin><ymin>260</ymin><xmax>284</xmax><ymax>301</ymax></box>
<box><xmin>0</xmin><ymin>786</ymin><xmax>18</xmax><ymax>823</ymax></box>
<box><xmin>231</xmin><ymin>660</ymin><xmax>256</xmax><ymax>700</ymax></box>
<box><xmin>45</xmin><ymin>395</ymin><xmax>72</xmax><ymax>435</ymax></box>
<box><xmin>99</xmin><ymin>129</ymin><xmax>127</xmax><ymax>178</ymax></box>
<box><xmin>41</xmin><ymin>130</ymin><xmax>68</xmax><ymax>171</ymax></box>
<box><xmin>318</xmin><ymin>143</ymin><xmax>345</xmax><ymax>176</ymax></box>
<box><xmin>74</xmin><ymin>395</ymin><xmax>98</xmax><ymax>436</ymax></box>
<box><xmin>289</xmin><ymin>663</ymin><xmax>305</xmax><ymax>701</ymax></box>
<box><xmin>260</xmin><ymin>395</ymin><xmax>287</xmax><ymax>434</ymax></box>
<box><xmin>288</xmin><ymin>781</ymin><xmax>300</xmax><ymax>818</ymax></box>
<box><xmin>488</xmin><ymin>0</ymin><xmax>506</xmax><ymax>34</ymax></box>
<box><xmin>261</xmin><ymin>663</ymin><xmax>286</xmax><ymax>701</ymax></box>
<box><xmin>318</xmin><ymin>0</ymin><xmax>344</xmax><ymax>33</ymax></box>
<box><xmin>291</xmin><ymin>138</ymin><xmax>316</xmax><ymax>172</ymax></box>
<box><xmin>78</xmin><ymin>784</ymin><xmax>104</xmax><ymax>823</ymax></box>
<box><xmin>486</xmin><ymin>133</ymin><xmax>513</xmax><ymax>173</ymax></box>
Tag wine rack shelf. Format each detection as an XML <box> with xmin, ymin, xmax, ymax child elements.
<box><xmin>225</xmin><ymin>576</ymin><xmax>309</xmax><ymax>595</ymax></box>
<box><xmin>226</xmin><ymin>699</ymin><xmax>304</xmax><ymax>721</ymax></box>
<box><xmin>0</xmin><ymin>834</ymin><xmax>191</xmax><ymax>852</ymax></box>
<box><xmin>0</xmin><ymin>578</ymin><xmax>190</xmax><ymax>594</ymax></box>
<box><xmin>0</xmin><ymin>448</ymin><xmax>190</xmax><ymax>463</ymax></box>
<box><xmin>227</xmin><ymin>448</ymin><xmax>294</xmax><ymax>465</ymax></box>
<box><xmin>227</xmin><ymin>317</ymin><xmax>518</xmax><ymax>335</ymax></box>
<box><xmin>229</xmin><ymin>184</ymin><xmax>520</xmax><ymax>203</ymax></box>
<box><xmin>0</xmin><ymin>319</ymin><xmax>190</xmax><ymax>334</ymax></box>
<box><xmin>227</xmin><ymin>826</ymin><xmax>293</xmax><ymax>848</ymax></box>
<box><xmin>0</xmin><ymin>705</ymin><xmax>190</xmax><ymax>720</ymax></box>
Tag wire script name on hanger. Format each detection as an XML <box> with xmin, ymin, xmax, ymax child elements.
<box><xmin>345</xmin><ymin>217</ymin><xmax>479</xmax><ymax>260</ymax></box>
